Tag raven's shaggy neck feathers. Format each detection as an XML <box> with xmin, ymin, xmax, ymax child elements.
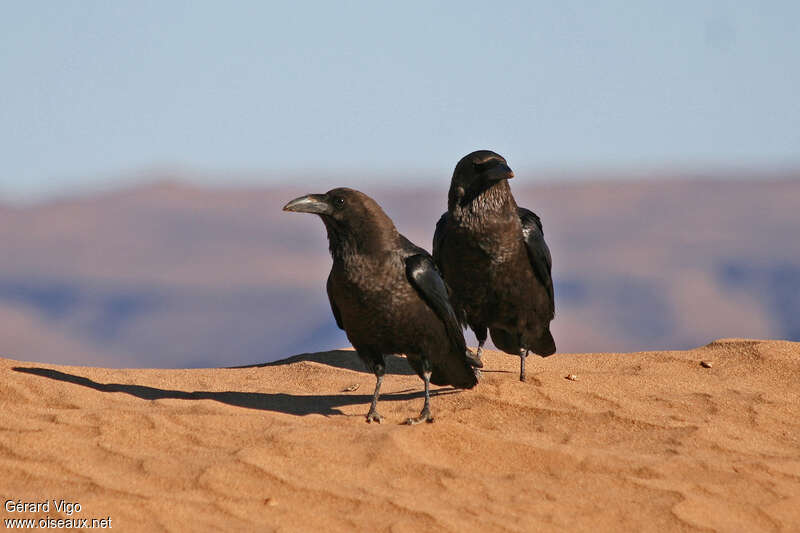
<box><xmin>448</xmin><ymin>180</ymin><xmax>518</xmax><ymax>229</ymax></box>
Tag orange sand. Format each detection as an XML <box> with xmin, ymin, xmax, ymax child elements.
<box><xmin>1</xmin><ymin>339</ymin><xmax>799</xmax><ymax>532</ymax></box>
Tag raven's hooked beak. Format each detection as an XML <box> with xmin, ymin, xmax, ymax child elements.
<box><xmin>483</xmin><ymin>163</ymin><xmax>515</xmax><ymax>182</ymax></box>
<box><xmin>282</xmin><ymin>194</ymin><xmax>333</xmax><ymax>215</ymax></box>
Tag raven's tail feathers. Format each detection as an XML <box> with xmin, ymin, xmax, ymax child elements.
<box><xmin>490</xmin><ymin>327</ymin><xmax>556</xmax><ymax>357</ymax></box>
<box><xmin>407</xmin><ymin>348</ymin><xmax>478</xmax><ymax>389</ymax></box>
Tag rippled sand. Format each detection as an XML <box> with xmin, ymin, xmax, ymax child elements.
<box><xmin>2</xmin><ymin>339</ymin><xmax>799</xmax><ymax>531</ymax></box>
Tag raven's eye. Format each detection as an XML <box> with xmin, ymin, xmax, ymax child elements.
<box><xmin>334</xmin><ymin>197</ymin><xmax>345</xmax><ymax>208</ymax></box>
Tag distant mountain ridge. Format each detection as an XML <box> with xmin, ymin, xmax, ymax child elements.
<box><xmin>1</xmin><ymin>177</ymin><xmax>798</xmax><ymax>367</ymax></box>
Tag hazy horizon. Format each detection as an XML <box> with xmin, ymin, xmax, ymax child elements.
<box><xmin>4</xmin><ymin>163</ymin><xmax>800</xmax><ymax>206</ymax></box>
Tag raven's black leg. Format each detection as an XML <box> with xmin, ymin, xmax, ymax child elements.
<box><xmin>405</xmin><ymin>358</ymin><xmax>434</xmax><ymax>425</ymax></box>
<box><xmin>519</xmin><ymin>349</ymin><xmax>528</xmax><ymax>382</ymax></box>
<box><xmin>366</xmin><ymin>363</ymin><xmax>385</xmax><ymax>423</ymax></box>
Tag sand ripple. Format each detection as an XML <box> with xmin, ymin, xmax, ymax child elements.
<box><xmin>1</xmin><ymin>339</ymin><xmax>799</xmax><ymax>531</ymax></box>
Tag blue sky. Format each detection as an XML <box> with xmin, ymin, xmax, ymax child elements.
<box><xmin>1</xmin><ymin>1</ymin><xmax>799</xmax><ymax>200</ymax></box>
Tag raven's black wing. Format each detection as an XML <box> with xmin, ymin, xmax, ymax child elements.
<box><xmin>431</xmin><ymin>211</ymin><xmax>471</xmax><ymax>327</ymax></box>
<box><xmin>518</xmin><ymin>207</ymin><xmax>554</xmax><ymax>315</ymax></box>
<box><xmin>399</xmin><ymin>231</ymin><xmax>469</xmax><ymax>356</ymax></box>
<box><xmin>326</xmin><ymin>273</ymin><xmax>344</xmax><ymax>330</ymax></box>
<box><xmin>405</xmin><ymin>253</ymin><xmax>465</xmax><ymax>355</ymax></box>
<box><xmin>432</xmin><ymin>212</ymin><xmax>448</xmax><ymax>270</ymax></box>
<box><xmin>405</xmin><ymin>252</ymin><xmax>479</xmax><ymax>387</ymax></box>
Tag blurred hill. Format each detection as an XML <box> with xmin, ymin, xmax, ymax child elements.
<box><xmin>1</xmin><ymin>176</ymin><xmax>798</xmax><ymax>367</ymax></box>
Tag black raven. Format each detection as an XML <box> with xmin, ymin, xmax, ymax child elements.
<box><xmin>283</xmin><ymin>188</ymin><xmax>479</xmax><ymax>424</ymax></box>
<box><xmin>433</xmin><ymin>150</ymin><xmax>555</xmax><ymax>381</ymax></box>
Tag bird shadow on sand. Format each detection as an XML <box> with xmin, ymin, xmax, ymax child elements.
<box><xmin>12</xmin><ymin>364</ymin><xmax>458</xmax><ymax>418</ymax></box>
<box><xmin>232</xmin><ymin>349</ymin><xmax>416</xmax><ymax>376</ymax></box>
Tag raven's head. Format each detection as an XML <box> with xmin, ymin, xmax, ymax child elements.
<box><xmin>283</xmin><ymin>187</ymin><xmax>397</xmax><ymax>255</ymax></box>
<box><xmin>448</xmin><ymin>150</ymin><xmax>514</xmax><ymax>210</ymax></box>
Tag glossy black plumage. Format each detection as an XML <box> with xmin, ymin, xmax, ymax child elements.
<box><xmin>284</xmin><ymin>187</ymin><xmax>478</xmax><ymax>424</ymax></box>
<box><xmin>433</xmin><ymin>150</ymin><xmax>556</xmax><ymax>381</ymax></box>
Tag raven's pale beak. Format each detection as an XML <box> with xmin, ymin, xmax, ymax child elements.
<box><xmin>484</xmin><ymin>163</ymin><xmax>515</xmax><ymax>181</ymax></box>
<box><xmin>282</xmin><ymin>194</ymin><xmax>333</xmax><ymax>215</ymax></box>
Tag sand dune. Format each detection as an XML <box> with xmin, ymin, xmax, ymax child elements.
<box><xmin>1</xmin><ymin>339</ymin><xmax>799</xmax><ymax>532</ymax></box>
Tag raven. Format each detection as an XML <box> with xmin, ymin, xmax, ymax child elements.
<box><xmin>283</xmin><ymin>188</ymin><xmax>479</xmax><ymax>424</ymax></box>
<box><xmin>433</xmin><ymin>150</ymin><xmax>555</xmax><ymax>381</ymax></box>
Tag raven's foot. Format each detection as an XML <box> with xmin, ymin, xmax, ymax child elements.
<box><xmin>404</xmin><ymin>408</ymin><xmax>434</xmax><ymax>425</ymax></box>
<box><xmin>365</xmin><ymin>410</ymin><xmax>383</xmax><ymax>424</ymax></box>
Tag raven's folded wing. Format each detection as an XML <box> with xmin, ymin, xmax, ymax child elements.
<box><xmin>405</xmin><ymin>253</ymin><xmax>465</xmax><ymax>355</ymax></box>
<box><xmin>432</xmin><ymin>212</ymin><xmax>448</xmax><ymax>271</ymax></box>
<box><xmin>518</xmin><ymin>207</ymin><xmax>554</xmax><ymax>315</ymax></box>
